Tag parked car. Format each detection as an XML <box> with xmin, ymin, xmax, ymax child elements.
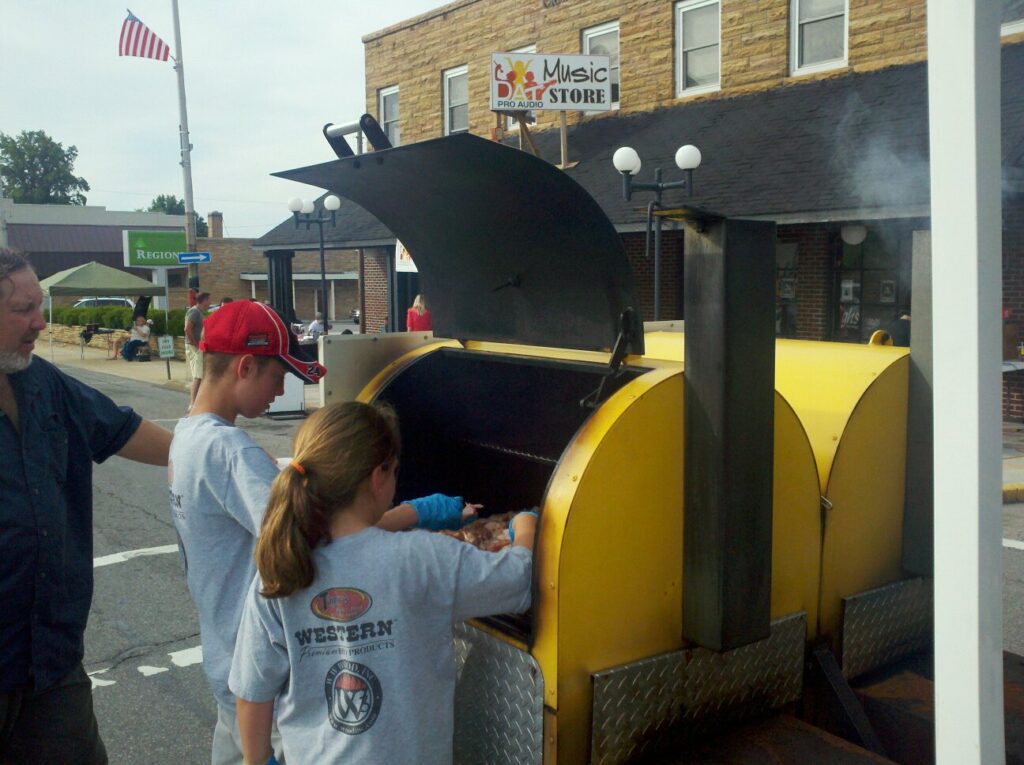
<box><xmin>72</xmin><ymin>297</ymin><xmax>135</xmax><ymax>309</ymax></box>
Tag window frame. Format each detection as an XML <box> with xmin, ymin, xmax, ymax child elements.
<box><xmin>789</xmin><ymin>0</ymin><xmax>848</xmax><ymax>76</ymax></box>
<box><xmin>675</xmin><ymin>0</ymin><xmax>721</xmax><ymax>97</ymax></box>
<box><xmin>378</xmin><ymin>85</ymin><xmax>400</xmax><ymax>147</ymax></box>
<box><xmin>506</xmin><ymin>44</ymin><xmax>537</xmax><ymax>131</ymax></box>
<box><xmin>443</xmin><ymin>65</ymin><xmax>469</xmax><ymax>136</ymax></box>
<box><xmin>582</xmin><ymin>20</ymin><xmax>620</xmax><ymax>109</ymax></box>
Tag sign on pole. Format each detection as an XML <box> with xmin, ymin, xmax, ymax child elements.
<box><xmin>123</xmin><ymin>230</ymin><xmax>188</xmax><ymax>268</ymax></box>
<box><xmin>177</xmin><ymin>251</ymin><xmax>211</xmax><ymax>264</ymax></box>
<box><xmin>157</xmin><ymin>334</ymin><xmax>175</xmax><ymax>380</ymax></box>
<box><xmin>490</xmin><ymin>52</ymin><xmax>612</xmax><ymax>112</ymax></box>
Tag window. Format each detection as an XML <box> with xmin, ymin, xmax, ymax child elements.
<box><xmin>507</xmin><ymin>45</ymin><xmax>537</xmax><ymax>131</ymax></box>
<box><xmin>1004</xmin><ymin>0</ymin><xmax>1024</xmax><ymax>36</ymax></box>
<box><xmin>379</xmin><ymin>86</ymin><xmax>400</xmax><ymax>147</ymax></box>
<box><xmin>676</xmin><ymin>0</ymin><xmax>720</xmax><ymax>96</ymax></box>
<box><xmin>790</xmin><ymin>0</ymin><xmax>847</xmax><ymax>75</ymax></box>
<box><xmin>583</xmin><ymin>21</ymin><xmax>619</xmax><ymax>107</ymax></box>
<box><xmin>444</xmin><ymin>65</ymin><xmax>468</xmax><ymax>135</ymax></box>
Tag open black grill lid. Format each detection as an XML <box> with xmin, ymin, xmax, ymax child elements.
<box><xmin>273</xmin><ymin>132</ymin><xmax>644</xmax><ymax>355</ymax></box>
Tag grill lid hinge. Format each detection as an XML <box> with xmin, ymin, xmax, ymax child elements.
<box><xmin>579</xmin><ymin>308</ymin><xmax>638</xmax><ymax>410</ymax></box>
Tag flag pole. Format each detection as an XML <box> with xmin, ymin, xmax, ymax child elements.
<box><xmin>170</xmin><ymin>0</ymin><xmax>198</xmax><ymax>288</ymax></box>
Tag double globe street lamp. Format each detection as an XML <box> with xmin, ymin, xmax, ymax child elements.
<box><xmin>288</xmin><ymin>195</ymin><xmax>341</xmax><ymax>324</ymax></box>
<box><xmin>612</xmin><ymin>144</ymin><xmax>702</xmax><ymax>321</ymax></box>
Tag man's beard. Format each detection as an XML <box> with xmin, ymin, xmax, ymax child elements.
<box><xmin>0</xmin><ymin>350</ymin><xmax>32</xmax><ymax>373</ymax></box>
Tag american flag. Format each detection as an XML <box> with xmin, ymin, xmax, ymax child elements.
<box><xmin>119</xmin><ymin>10</ymin><xmax>170</xmax><ymax>61</ymax></box>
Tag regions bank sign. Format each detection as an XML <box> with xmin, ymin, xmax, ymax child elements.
<box><xmin>490</xmin><ymin>52</ymin><xmax>612</xmax><ymax>112</ymax></box>
<box><xmin>123</xmin><ymin>230</ymin><xmax>187</xmax><ymax>268</ymax></box>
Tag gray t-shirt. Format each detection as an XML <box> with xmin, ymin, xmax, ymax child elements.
<box><xmin>169</xmin><ymin>413</ymin><xmax>279</xmax><ymax>709</ymax></box>
<box><xmin>184</xmin><ymin>305</ymin><xmax>204</xmax><ymax>346</ymax></box>
<box><xmin>229</xmin><ymin>527</ymin><xmax>532</xmax><ymax>764</ymax></box>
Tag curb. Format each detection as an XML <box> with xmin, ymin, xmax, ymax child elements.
<box><xmin>1006</xmin><ymin>483</ymin><xmax>1024</xmax><ymax>504</ymax></box>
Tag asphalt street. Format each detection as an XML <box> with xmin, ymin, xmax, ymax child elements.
<box><xmin>57</xmin><ymin>361</ymin><xmax>1024</xmax><ymax>762</ymax></box>
<box><xmin>68</xmin><ymin>365</ymin><xmax>302</xmax><ymax>763</ymax></box>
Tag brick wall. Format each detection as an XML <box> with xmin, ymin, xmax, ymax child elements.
<box><xmin>364</xmin><ymin>0</ymin><xmax>932</xmax><ymax>142</ymax></box>
<box><xmin>777</xmin><ymin>224</ymin><xmax>832</xmax><ymax>340</ymax></box>
<box><xmin>363</xmin><ymin>248</ymin><xmax>392</xmax><ymax>332</ymax></box>
<box><xmin>188</xmin><ymin>237</ymin><xmax>359</xmax><ymax>319</ymax></box>
<box><xmin>622</xmin><ymin>230</ymin><xmax>683</xmax><ymax>320</ymax></box>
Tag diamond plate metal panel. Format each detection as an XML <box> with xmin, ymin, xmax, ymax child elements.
<box><xmin>841</xmin><ymin>577</ymin><xmax>932</xmax><ymax>680</ymax></box>
<box><xmin>453</xmin><ymin>622</ymin><xmax>543</xmax><ymax>765</ymax></box>
<box><xmin>590</xmin><ymin>613</ymin><xmax>806</xmax><ymax>765</ymax></box>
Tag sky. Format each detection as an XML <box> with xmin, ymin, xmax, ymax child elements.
<box><xmin>1</xmin><ymin>1</ymin><xmax>446</xmax><ymax>237</ymax></box>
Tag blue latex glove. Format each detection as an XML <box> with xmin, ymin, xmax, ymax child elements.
<box><xmin>408</xmin><ymin>493</ymin><xmax>466</xmax><ymax>531</ymax></box>
<box><xmin>508</xmin><ymin>510</ymin><xmax>539</xmax><ymax>543</ymax></box>
<box><xmin>267</xmin><ymin>756</ymin><xmax>279</xmax><ymax>765</ymax></box>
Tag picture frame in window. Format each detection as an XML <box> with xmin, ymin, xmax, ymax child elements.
<box><xmin>778</xmin><ymin>277</ymin><xmax>797</xmax><ymax>300</ymax></box>
<box><xmin>879</xmin><ymin>279</ymin><xmax>896</xmax><ymax>303</ymax></box>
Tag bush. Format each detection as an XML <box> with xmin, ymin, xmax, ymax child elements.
<box><xmin>46</xmin><ymin>305</ymin><xmax>188</xmax><ymax>337</ymax></box>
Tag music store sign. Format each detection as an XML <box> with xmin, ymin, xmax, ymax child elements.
<box><xmin>490</xmin><ymin>52</ymin><xmax>612</xmax><ymax>112</ymax></box>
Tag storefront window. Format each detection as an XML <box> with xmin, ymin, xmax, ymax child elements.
<box><xmin>834</xmin><ymin>228</ymin><xmax>906</xmax><ymax>342</ymax></box>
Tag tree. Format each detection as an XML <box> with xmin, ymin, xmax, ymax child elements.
<box><xmin>0</xmin><ymin>130</ymin><xmax>90</xmax><ymax>205</ymax></box>
<box><xmin>146</xmin><ymin>194</ymin><xmax>208</xmax><ymax>236</ymax></box>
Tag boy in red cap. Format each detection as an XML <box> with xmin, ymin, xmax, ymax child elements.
<box><xmin>168</xmin><ymin>300</ymin><xmax>477</xmax><ymax>764</ymax></box>
<box><xmin>168</xmin><ymin>300</ymin><xmax>325</xmax><ymax>764</ymax></box>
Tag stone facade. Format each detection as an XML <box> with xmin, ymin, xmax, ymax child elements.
<box><xmin>362</xmin><ymin>0</ymin><xmax>955</xmax><ymax>143</ymax></box>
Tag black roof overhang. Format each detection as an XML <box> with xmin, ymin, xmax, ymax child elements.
<box><xmin>273</xmin><ymin>133</ymin><xmax>644</xmax><ymax>355</ymax></box>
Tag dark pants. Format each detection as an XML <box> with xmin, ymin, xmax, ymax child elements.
<box><xmin>120</xmin><ymin>339</ymin><xmax>144</xmax><ymax>361</ymax></box>
<box><xmin>0</xmin><ymin>664</ymin><xmax>107</xmax><ymax>765</ymax></box>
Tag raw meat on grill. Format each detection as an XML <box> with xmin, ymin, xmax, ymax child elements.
<box><xmin>439</xmin><ymin>511</ymin><xmax>515</xmax><ymax>552</ymax></box>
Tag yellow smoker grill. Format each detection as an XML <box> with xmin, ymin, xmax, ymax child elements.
<box><xmin>275</xmin><ymin>134</ymin><xmax>923</xmax><ymax>764</ymax></box>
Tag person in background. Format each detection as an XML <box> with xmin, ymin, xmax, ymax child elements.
<box><xmin>184</xmin><ymin>292</ymin><xmax>210</xmax><ymax>412</ymax></box>
<box><xmin>111</xmin><ymin>315</ymin><xmax>152</xmax><ymax>361</ymax></box>
<box><xmin>229</xmin><ymin>402</ymin><xmax>535</xmax><ymax>765</ymax></box>
<box><xmin>883</xmin><ymin>308</ymin><xmax>911</xmax><ymax>347</ymax></box>
<box><xmin>406</xmin><ymin>294</ymin><xmax>432</xmax><ymax>332</ymax></box>
<box><xmin>0</xmin><ymin>250</ymin><xmax>171</xmax><ymax>765</ymax></box>
<box><xmin>304</xmin><ymin>312</ymin><xmax>324</xmax><ymax>343</ymax></box>
<box><xmin>221</xmin><ymin>297</ymin><xmax>234</xmax><ymax>305</ymax></box>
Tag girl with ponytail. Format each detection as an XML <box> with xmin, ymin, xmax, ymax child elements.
<box><xmin>229</xmin><ymin>401</ymin><xmax>536</xmax><ymax>765</ymax></box>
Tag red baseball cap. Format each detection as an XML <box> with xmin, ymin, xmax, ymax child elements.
<box><xmin>200</xmin><ymin>300</ymin><xmax>327</xmax><ymax>383</ymax></box>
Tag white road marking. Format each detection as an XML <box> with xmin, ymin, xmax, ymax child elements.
<box><xmin>93</xmin><ymin>544</ymin><xmax>178</xmax><ymax>568</ymax></box>
<box><xmin>1004</xmin><ymin>538</ymin><xmax>1024</xmax><ymax>551</ymax></box>
<box><xmin>88</xmin><ymin>669</ymin><xmax>116</xmax><ymax>690</ymax></box>
<box><xmin>169</xmin><ymin>645</ymin><xmax>203</xmax><ymax>667</ymax></box>
<box><xmin>138</xmin><ymin>665</ymin><xmax>169</xmax><ymax>676</ymax></box>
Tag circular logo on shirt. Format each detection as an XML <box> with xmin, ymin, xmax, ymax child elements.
<box><xmin>325</xmin><ymin>660</ymin><xmax>382</xmax><ymax>734</ymax></box>
<box><xmin>311</xmin><ymin>587</ymin><xmax>372</xmax><ymax>623</ymax></box>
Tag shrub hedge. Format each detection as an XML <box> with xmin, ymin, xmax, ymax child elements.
<box><xmin>48</xmin><ymin>307</ymin><xmax>188</xmax><ymax>337</ymax></box>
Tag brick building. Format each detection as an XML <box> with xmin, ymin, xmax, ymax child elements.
<box><xmin>255</xmin><ymin>1</ymin><xmax>1024</xmax><ymax>412</ymax></box>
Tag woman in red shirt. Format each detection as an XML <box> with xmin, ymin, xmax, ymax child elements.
<box><xmin>406</xmin><ymin>294</ymin><xmax>432</xmax><ymax>331</ymax></box>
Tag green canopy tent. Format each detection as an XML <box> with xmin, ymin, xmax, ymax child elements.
<box><xmin>38</xmin><ymin>261</ymin><xmax>166</xmax><ymax>360</ymax></box>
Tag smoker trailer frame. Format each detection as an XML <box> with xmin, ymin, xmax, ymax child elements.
<box><xmin>280</xmin><ymin>134</ymin><xmax>927</xmax><ymax>763</ymax></box>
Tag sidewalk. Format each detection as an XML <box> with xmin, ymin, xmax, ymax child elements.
<box><xmin>38</xmin><ymin>339</ymin><xmax>322</xmax><ymax>412</ymax></box>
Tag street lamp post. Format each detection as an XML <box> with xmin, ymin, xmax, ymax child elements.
<box><xmin>288</xmin><ymin>195</ymin><xmax>341</xmax><ymax>323</ymax></box>
<box><xmin>612</xmin><ymin>144</ymin><xmax>702</xmax><ymax>321</ymax></box>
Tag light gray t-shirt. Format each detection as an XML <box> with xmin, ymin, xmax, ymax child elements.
<box><xmin>184</xmin><ymin>305</ymin><xmax>204</xmax><ymax>347</ymax></box>
<box><xmin>169</xmin><ymin>413</ymin><xmax>279</xmax><ymax>709</ymax></box>
<box><xmin>229</xmin><ymin>527</ymin><xmax>532</xmax><ymax>764</ymax></box>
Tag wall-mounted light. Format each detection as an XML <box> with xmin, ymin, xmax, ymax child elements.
<box><xmin>841</xmin><ymin>224</ymin><xmax>868</xmax><ymax>246</ymax></box>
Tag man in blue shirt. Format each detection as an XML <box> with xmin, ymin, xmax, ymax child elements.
<box><xmin>0</xmin><ymin>251</ymin><xmax>172</xmax><ymax>765</ymax></box>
